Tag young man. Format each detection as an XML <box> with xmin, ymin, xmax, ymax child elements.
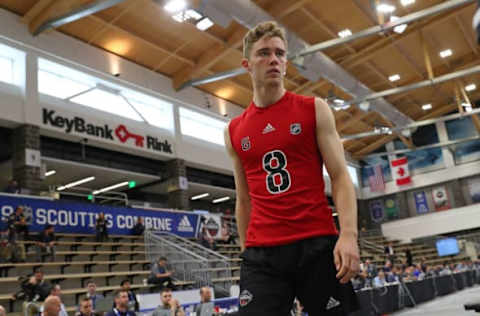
<box><xmin>151</xmin><ymin>288</ymin><xmax>185</xmax><ymax>316</ymax></box>
<box><xmin>105</xmin><ymin>291</ymin><xmax>135</xmax><ymax>316</ymax></box>
<box><xmin>120</xmin><ymin>280</ymin><xmax>139</xmax><ymax>312</ymax></box>
<box><xmin>224</xmin><ymin>21</ymin><xmax>360</xmax><ymax>315</ymax></box>
<box><xmin>193</xmin><ymin>286</ymin><xmax>213</xmax><ymax>315</ymax></box>
<box><xmin>148</xmin><ymin>257</ymin><xmax>176</xmax><ymax>290</ymax></box>
<box><xmin>86</xmin><ymin>280</ymin><xmax>104</xmax><ymax>311</ymax></box>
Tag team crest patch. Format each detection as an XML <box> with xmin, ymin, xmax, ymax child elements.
<box><xmin>239</xmin><ymin>290</ymin><xmax>253</xmax><ymax>307</ymax></box>
<box><xmin>290</xmin><ymin>123</ymin><xmax>302</xmax><ymax>135</ymax></box>
<box><xmin>241</xmin><ymin>136</ymin><xmax>251</xmax><ymax>151</ymax></box>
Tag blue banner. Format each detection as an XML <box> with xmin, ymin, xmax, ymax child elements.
<box><xmin>369</xmin><ymin>200</ymin><xmax>385</xmax><ymax>223</ymax></box>
<box><xmin>0</xmin><ymin>194</ymin><xmax>200</xmax><ymax>237</ymax></box>
<box><xmin>414</xmin><ymin>191</ymin><xmax>429</xmax><ymax>214</ymax></box>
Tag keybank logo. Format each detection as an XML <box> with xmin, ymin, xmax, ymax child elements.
<box><xmin>42</xmin><ymin>108</ymin><xmax>173</xmax><ymax>154</ymax></box>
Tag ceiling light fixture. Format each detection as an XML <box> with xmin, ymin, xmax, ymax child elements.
<box><xmin>57</xmin><ymin>176</ymin><xmax>95</xmax><ymax>191</ymax></box>
<box><xmin>377</xmin><ymin>3</ymin><xmax>396</xmax><ymax>13</ymax></box>
<box><xmin>440</xmin><ymin>49</ymin><xmax>453</xmax><ymax>58</ymax></box>
<box><xmin>338</xmin><ymin>29</ymin><xmax>352</xmax><ymax>38</ymax></box>
<box><xmin>164</xmin><ymin>0</ymin><xmax>187</xmax><ymax>13</ymax></box>
<box><xmin>465</xmin><ymin>84</ymin><xmax>477</xmax><ymax>92</ymax></box>
<box><xmin>93</xmin><ymin>181</ymin><xmax>129</xmax><ymax>195</ymax></box>
<box><xmin>400</xmin><ymin>0</ymin><xmax>415</xmax><ymax>6</ymax></box>
<box><xmin>422</xmin><ymin>104</ymin><xmax>432</xmax><ymax>110</ymax></box>
<box><xmin>191</xmin><ymin>193</ymin><xmax>210</xmax><ymax>200</ymax></box>
<box><xmin>212</xmin><ymin>196</ymin><xmax>231</xmax><ymax>204</ymax></box>
<box><xmin>196</xmin><ymin>17</ymin><xmax>214</xmax><ymax>31</ymax></box>
<box><xmin>389</xmin><ymin>74</ymin><xmax>401</xmax><ymax>82</ymax></box>
<box><xmin>45</xmin><ymin>170</ymin><xmax>56</xmax><ymax>177</ymax></box>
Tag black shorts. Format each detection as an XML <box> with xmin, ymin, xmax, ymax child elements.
<box><xmin>238</xmin><ymin>235</ymin><xmax>359</xmax><ymax>316</ymax></box>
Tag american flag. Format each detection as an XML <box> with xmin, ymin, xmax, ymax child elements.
<box><xmin>366</xmin><ymin>164</ymin><xmax>385</xmax><ymax>192</ymax></box>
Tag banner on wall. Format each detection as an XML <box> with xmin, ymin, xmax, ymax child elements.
<box><xmin>200</xmin><ymin>213</ymin><xmax>223</xmax><ymax>239</ymax></box>
<box><xmin>384</xmin><ymin>198</ymin><xmax>398</xmax><ymax>219</ymax></box>
<box><xmin>414</xmin><ymin>191</ymin><xmax>429</xmax><ymax>214</ymax></box>
<box><xmin>468</xmin><ymin>177</ymin><xmax>480</xmax><ymax>203</ymax></box>
<box><xmin>369</xmin><ymin>200</ymin><xmax>385</xmax><ymax>223</ymax></box>
<box><xmin>0</xmin><ymin>194</ymin><xmax>200</xmax><ymax>237</ymax></box>
<box><xmin>432</xmin><ymin>186</ymin><xmax>450</xmax><ymax>211</ymax></box>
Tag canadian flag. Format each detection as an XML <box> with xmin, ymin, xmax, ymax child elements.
<box><xmin>391</xmin><ymin>157</ymin><xmax>411</xmax><ymax>186</ymax></box>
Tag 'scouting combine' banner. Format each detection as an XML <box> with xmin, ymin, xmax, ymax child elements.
<box><xmin>0</xmin><ymin>194</ymin><xmax>200</xmax><ymax>238</ymax></box>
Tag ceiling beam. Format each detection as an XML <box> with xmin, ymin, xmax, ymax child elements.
<box><xmin>352</xmin><ymin>135</ymin><xmax>398</xmax><ymax>158</ymax></box>
<box><xmin>21</xmin><ymin>0</ymin><xmax>56</xmax><ymax>24</ymax></box>
<box><xmin>172</xmin><ymin>0</ymin><xmax>312</xmax><ymax>91</ymax></box>
<box><xmin>337</xmin><ymin>111</ymin><xmax>372</xmax><ymax>133</ymax></box>
<box><xmin>340</xmin><ymin>4</ymin><xmax>474</xmax><ymax>70</ymax></box>
<box><xmin>458</xmin><ymin>83</ymin><xmax>480</xmax><ymax>133</ymax></box>
<box><xmin>455</xmin><ymin>15</ymin><xmax>479</xmax><ymax>55</ymax></box>
<box><xmin>419</xmin><ymin>31</ymin><xmax>434</xmax><ymax>80</ymax></box>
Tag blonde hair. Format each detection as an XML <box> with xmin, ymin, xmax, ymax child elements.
<box><xmin>243</xmin><ymin>21</ymin><xmax>288</xmax><ymax>59</ymax></box>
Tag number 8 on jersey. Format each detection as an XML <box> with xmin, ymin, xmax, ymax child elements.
<box><xmin>263</xmin><ymin>150</ymin><xmax>292</xmax><ymax>194</ymax></box>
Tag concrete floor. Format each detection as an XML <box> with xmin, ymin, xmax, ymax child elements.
<box><xmin>392</xmin><ymin>285</ymin><xmax>480</xmax><ymax>316</ymax></box>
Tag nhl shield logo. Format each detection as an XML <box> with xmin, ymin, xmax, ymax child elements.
<box><xmin>290</xmin><ymin>123</ymin><xmax>301</xmax><ymax>135</ymax></box>
<box><xmin>241</xmin><ymin>136</ymin><xmax>251</xmax><ymax>151</ymax></box>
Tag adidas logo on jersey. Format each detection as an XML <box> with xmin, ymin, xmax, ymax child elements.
<box><xmin>262</xmin><ymin>123</ymin><xmax>276</xmax><ymax>134</ymax></box>
<box><xmin>177</xmin><ymin>216</ymin><xmax>194</xmax><ymax>232</ymax></box>
<box><xmin>325</xmin><ymin>297</ymin><xmax>340</xmax><ymax>310</ymax></box>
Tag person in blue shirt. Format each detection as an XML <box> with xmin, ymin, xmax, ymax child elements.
<box><xmin>148</xmin><ymin>257</ymin><xmax>176</xmax><ymax>290</ymax></box>
<box><xmin>86</xmin><ymin>281</ymin><xmax>104</xmax><ymax>311</ymax></box>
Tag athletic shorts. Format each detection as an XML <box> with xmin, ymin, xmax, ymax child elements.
<box><xmin>238</xmin><ymin>235</ymin><xmax>359</xmax><ymax>316</ymax></box>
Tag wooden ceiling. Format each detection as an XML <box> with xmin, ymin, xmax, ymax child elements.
<box><xmin>1</xmin><ymin>0</ymin><xmax>479</xmax><ymax>159</ymax></box>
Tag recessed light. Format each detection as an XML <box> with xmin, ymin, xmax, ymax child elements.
<box><xmin>422</xmin><ymin>104</ymin><xmax>432</xmax><ymax>110</ymax></box>
<box><xmin>401</xmin><ymin>0</ymin><xmax>415</xmax><ymax>6</ymax></box>
<box><xmin>338</xmin><ymin>29</ymin><xmax>352</xmax><ymax>38</ymax></box>
<box><xmin>212</xmin><ymin>196</ymin><xmax>230</xmax><ymax>204</ymax></box>
<box><xmin>164</xmin><ymin>0</ymin><xmax>187</xmax><ymax>13</ymax></box>
<box><xmin>45</xmin><ymin>170</ymin><xmax>56</xmax><ymax>177</ymax></box>
<box><xmin>465</xmin><ymin>84</ymin><xmax>477</xmax><ymax>92</ymax></box>
<box><xmin>440</xmin><ymin>49</ymin><xmax>452</xmax><ymax>58</ymax></box>
<box><xmin>191</xmin><ymin>193</ymin><xmax>210</xmax><ymax>200</ymax></box>
<box><xmin>377</xmin><ymin>3</ymin><xmax>396</xmax><ymax>13</ymax></box>
<box><xmin>196</xmin><ymin>17</ymin><xmax>214</xmax><ymax>31</ymax></box>
<box><xmin>389</xmin><ymin>74</ymin><xmax>400</xmax><ymax>82</ymax></box>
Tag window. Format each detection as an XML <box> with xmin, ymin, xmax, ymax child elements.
<box><xmin>0</xmin><ymin>55</ymin><xmax>13</xmax><ymax>84</ymax></box>
<box><xmin>179</xmin><ymin>107</ymin><xmax>226</xmax><ymax>145</ymax></box>
<box><xmin>38</xmin><ymin>58</ymin><xmax>174</xmax><ymax>130</ymax></box>
<box><xmin>347</xmin><ymin>165</ymin><xmax>359</xmax><ymax>187</ymax></box>
<box><xmin>70</xmin><ymin>88</ymin><xmax>143</xmax><ymax>121</ymax></box>
<box><xmin>0</xmin><ymin>43</ymin><xmax>25</xmax><ymax>86</ymax></box>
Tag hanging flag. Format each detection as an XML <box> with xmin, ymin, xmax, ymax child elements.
<box><xmin>432</xmin><ymin>186</ymin><xmax>450</xmax><ymax>211</ymax></box>
<box><xmin>414</xmin><ymin>191</ymin><xmax>429</xmax><ymax>214</ymax></box>
<box><xmin>369</xmin><ymin>200</ymin><xmax>385</xmax><ymax>223</ymax></box>
<box><xmin>391</xmin><ymin>157</ymin><xmax>411</xmax><ymax>186</ymax></box>
<box><xmin>366</xmin><ymin>164</ymin><xmax>385</xmax><ymax>192</ymax></box>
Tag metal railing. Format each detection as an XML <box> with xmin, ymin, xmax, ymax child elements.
<box><xmin>144</xmin><ymin>231</ymin><xmax>233</xmax><ymax>295</ymax></box>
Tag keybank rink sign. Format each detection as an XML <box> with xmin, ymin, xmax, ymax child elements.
<box><xmin>41</xmin><ymin>106</ymin><xmax>175</xmax><ymax>157</ymax></box>
<box><xmin>0</xmin><ymin>195</ymin><xmax>200</xmax><ymax>237</ymax></box>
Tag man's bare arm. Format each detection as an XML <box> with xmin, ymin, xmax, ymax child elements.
<box><xmin>224</xmin><ymin>124</ymin><xmax>251</xmax><ymax>251</ymax></box>
<box><xmin>314</xmin><ymin>98</ymin><xmax>359</xmax><ymax>283</ymax></box>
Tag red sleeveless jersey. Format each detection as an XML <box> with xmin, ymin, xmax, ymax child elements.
<box><xmin>229</xmin><ymin>91</ymin><xmax>338</xmax><ymax>247</ymax></box>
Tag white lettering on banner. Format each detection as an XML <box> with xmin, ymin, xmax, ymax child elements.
<box><xmin>78</xmin><ymin>212</ymin><xmax>87</xmax><ymax>226</ymax></box>
<box><xmin>88</xmin><ymin>213</ymin><xmax>96</xmax><ymax>227</ymax></box>
<box><xmin>105</xmin><ymin>214</ymin><xmax>113</xmax><ymax>228</ymax></box>
<box><xmin>36</xmin><ymin>208</ymin><xmax>47</xmax><ymax>225</ymax></box>
<box><xmin>144</xmin><ymin>217</ymin><xmax>152</xmax><ymax>229</ymax></box>
<box><xmin>117</xmin><ymin>215</ymin><xmax>125</xmax><ymax>229</ymax></box>
<box><xmin>58</xmin><ymin>210</ymin><xmax>68</xmax><ymax>226</ymax></box>
<box><xmin>1</xmin><ymin>205</ymin><xmax>14</xmax><ymax>218</ymax></box>
<box><xmin>125</xmin><ymin>216</ymin><xmax>134</xmax><ymax>228</ymax></box>
<box><xmin>47</xmin><ymin>209</ymin><xmax>57</xmax><ymax>225</ymax></box>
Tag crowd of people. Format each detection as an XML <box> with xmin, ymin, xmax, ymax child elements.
<box><xmin>351</xmin><ymin>257</ymin><xmax>480</xmax><ymax>291</ymax></box>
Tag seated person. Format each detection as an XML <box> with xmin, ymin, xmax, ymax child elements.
<box><xmin>105</xmin><ymin>291</ymin><xmax>135</xmax><ymax>316</ymax></box>
<box><xmin>148</xmin><ymin>257</ymin><xmax>176</xmax><ymax>290</ymax></box>
<box><xmin>131</xmin><ymin>218</ymin><xmax>144</xmax><ymax>236</ymax></box>
<box><xmin>219</xmin><ymin>222</ymin><xmax>235</xmax><ymax>245</ymax></box>
<box><xmin>4</xmin><ymin>179</ymin><xmax>20</xmax><ymax>194</ymax></box>
<box><xmin>75</xmin><ymin>298</ymin><xmax>100</xmax><ymax>316</ymax></box>
<box><xmin>86</xmin><ymin>280</ymin><xmax>104</xmax><ymax>311</ymax></box>
<box><xmin>120</xmin><ymin>280</ymin><xmax>139</xmax><ymax>312</ymax></box>
<box><xmin>14</xmin><ymin>269</ymin><xmax>51</xmax><ymax>302</ymax></box>
<box><xmin>37</xmin><ymin>225</ymin><xmax>56</xmax><ymax>262</ymax></box>
<box><xmin>199</xmin><ymin>224</ymin><xmax>216</xmax><ymax>250</ymax></box>
<box><xmin>152</xmin><ymin>288</ymin><xmax>185</xmax><ymax>316</ymax></box>
<box><xmin>194</xmin><ymin>287</ymin><xmax>213</xmax><ymax>315</ymax></box>
<box><xmin>373</xmin><ymin>270</ymin><xmax>387</xmax><ymax>288</ymax></box>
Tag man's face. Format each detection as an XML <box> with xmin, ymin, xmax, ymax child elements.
<box><xmin>121</xmin><ymin>282</ymin><xmax>130</xmax><ymax>291</ymax></box>
<box><xmin>115</xmin><ymin>292</ymin><xmax>129</xmax><ymax>309</ymax></box>
<box><xmin>87</xmin><ymin>283</ymin><xmax>96</xmax><ymax>294</ymax></box>
<box><xmin>159</xmin><ymin>260</ymin><xmax>166</xmax><ymax>267</ymax></box>
<box><xmin>242</xmin><ymin>36</ymin><xmax>287</xmax><ymax>88</ymax></box>
<box><xmin>51</xmin><ymin>286</ymin><xmax>61</xmax><ymax>297</ymax></box>
<box><xmin>35</xmin><ymin>271</ymin><xmax>43</xmax><ymax>282</ymax></box>
<box><xmin>80</xmin><ymin>300</ymin><xmax>93</xmax><ymax>316</ymax></box>
<box><xmin>201</xmin><ymin>288</ymin><xmax>211</xmax><ymax>302</ymax></box>
<box><xmin>160</xmin><ymin>291</ymin><xmax>172</xmax><ymax>306</ymax></box>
